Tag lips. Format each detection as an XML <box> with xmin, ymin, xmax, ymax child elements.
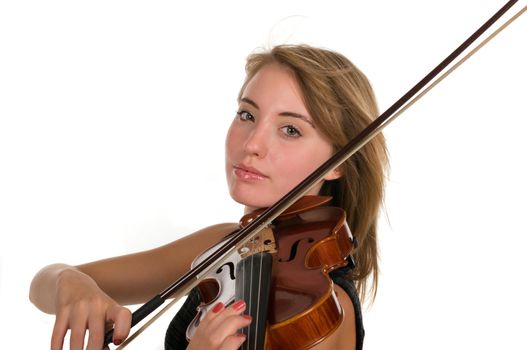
<box><xmin>233</xmin><ymin>164</ymin><xmax>268</xmax><ymax>181</ymax></box>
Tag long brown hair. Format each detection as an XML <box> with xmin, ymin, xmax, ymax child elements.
<box><xmin>239</xmin><ymin>45</ymin><xmax>388</xmax><ymax>302</ymax></box>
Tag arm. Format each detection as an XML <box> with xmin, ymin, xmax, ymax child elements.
<box><xmin>29</xmin><ymin>222</ymin><xmax>238</xmax><ymax>349</ymax></box>
<box><xmin>75</xmin><ymin>222</ymin><xmax>239</xmax><ymax>305</ymax></box>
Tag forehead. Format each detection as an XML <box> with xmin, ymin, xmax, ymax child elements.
<box><xmin>241</xmin><ymin>64</ymin><xmax>307</xmax><ymax>110</ymax></box>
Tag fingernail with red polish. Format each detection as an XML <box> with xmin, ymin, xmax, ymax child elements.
<box><xmin>232</xmin><ymin>300</ymin><xmax>245</xmax><ymax>310</ymax></box>
<box><xmin>212</xmin><ymin>302</ymin><xmax>224</xmax><ymax>313</ymax></box>
<box><xmin>113</xmin><ymin>339</ymin><xmax>122</xmax><ymax>345</ymax></box>
<box><xmin>242</xmin><ymin>314</ymin><xmax>252</xmax><ymax>321</ymax></box>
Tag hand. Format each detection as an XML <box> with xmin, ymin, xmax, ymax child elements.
<box><xmin>187</xmin><ymin>300</ymin><xmax>252</xmax><ymax>350</ymax></box>
<box><xmin>50</xmin><ymin>269</ymin><xmax>132</xmax><ymax>350</ymax></box>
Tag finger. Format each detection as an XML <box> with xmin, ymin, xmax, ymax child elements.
<box><xmin>220</xmin><ymin>333</ymin><xmax>247</xmax><ymax>350</ymax></box>
<box><xmin>107</xmin><ymin>305</ymin><xmax>132</xmax><ymax>345</ymax></box>
<box><xmin>226</xmin><ymin>300</ymin><xmax>246</xmax><ymax>315</ymax></box>
<box><xmin>214</xmin><ymin>314</ymin><xmax>252</xmax><ymax>338</ymax></box>
<box><xmin>51</xmin><ymin>312</ymin><xmax>69</xmax><ymax>350</ymax></box>
<box><xmin>207</xmin><ymin>300</ymin><xmax>246</xmax><ymax>328</ymax></box>
<box><xmin>204</xmin><ymin>300</ymin><xmax>246</xmax><ymax>335</ymax></box>
<box><xmin>215</xmin><ymin>300</ymin><xmax>245</xmax><ymax>318</ymax></box>
<box><xmin>203</xmin><ymin>301</ymin><xmax>225</xmax><ymax>322</ymax></box>
<box><xmin>85</xmin><ymin>313</ymin><xmax>106</xmax><ymax>350</ymax></box>
<box><xmin>202</xmin><ymin>313</ymin><xmax>252</xmax><ymax>348</ymax></box>
<box><xmin>69</xmin><ymin>318</ymin><xmax>88</xmax><ymax>350</ymax></box>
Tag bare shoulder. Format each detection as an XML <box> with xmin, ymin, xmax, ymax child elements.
<box><xmin>335</xmin><ymin>283</ymin><xmax>357</xmax><ymax>349</ymax></box>
<box><xmin>310</xmin><ymin>284</ymin><xmax>356</xmax><ymax>350</ymax></box>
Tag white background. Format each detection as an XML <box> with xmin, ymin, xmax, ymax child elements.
<box><xmin>1</xmin><ymin>1</ymin><xmax>526</xmax><ymax>349</ymax></box>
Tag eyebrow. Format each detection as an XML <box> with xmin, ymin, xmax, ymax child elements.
<box><xmin>240</xmin><ymin>97</ymin><xmax>315</xmax><ymax>128</ymax></box>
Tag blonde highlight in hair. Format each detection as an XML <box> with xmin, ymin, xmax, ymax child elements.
<box><xmin>239</xmin><ymin>45</ymin><xmax>388</xmax><ymax>302</ymax></box>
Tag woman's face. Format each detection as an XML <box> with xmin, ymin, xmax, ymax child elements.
<box><xmin>225</xmin><ymin>63</ymin><xmax>339</xmax><ymax>212</ymax></box>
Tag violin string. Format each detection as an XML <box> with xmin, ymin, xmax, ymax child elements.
<box><xmin>247</xmin><ymin>254</ymin><xmax>253</xmax><ymax>350</ymax></box>
<box><xmin>243</xmin><ymin>253</ymin><xmax>253</xmax><ymax>349</ymax></box>
<box><xmin>113</xmin><ymin>5</ymin><xmax>525</xmax><ymax>349</ymax></box>
<box><xmin>248</xmin><ymin>252</ymin><xmax>254</xmax><ymax>348</ymax></box>
<box><xmin>244</xmin><ymin>255</ymin><xmax>249</xmax><ymax>348</ymax></box>
<box><xmin>255</xmin><ymin>252</ymin><xmax>264</xmax><ymax>349</ymax></box>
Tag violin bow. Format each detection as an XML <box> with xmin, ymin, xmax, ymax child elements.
<box><xmin>105</xmin><ymin>1</ymin><xmax>525</xmax><ymax>347</ymax></box>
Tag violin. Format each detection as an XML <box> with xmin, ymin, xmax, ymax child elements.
<box><xmin>104</xmin><ymin>1</ymin><xmax>524</xmax><ymax>348</ymax></box>
<box><xmin>188</xmin><ymin>196</ymin><xmax>354</xmax><ymax>349</ymax></box>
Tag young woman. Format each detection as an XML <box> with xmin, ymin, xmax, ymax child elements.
<box><xmin>30</xmin><ymin>44</ymin><xmax>388</xmax><ymax>350</ymax></box>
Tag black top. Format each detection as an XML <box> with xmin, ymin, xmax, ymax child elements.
<box><xmin>164</xmin><ymin>265</ymin><xmax>365</xmax><ymax>350</ymax></box>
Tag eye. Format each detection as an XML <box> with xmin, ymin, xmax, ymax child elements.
<box><xmin>236</xmin><ymin>110</ymin><xmax>255</xmax><ymax>122</ymax></box>
<box><xmin>280</xmin><ymin>125</ymin><xmax>302</xmax><ymax>138</ymax></box>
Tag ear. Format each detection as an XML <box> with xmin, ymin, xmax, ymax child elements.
<box><xmin>323</xmin><ymin>167</ymin><xmax>342</xmax><ymax>181</ymax></box>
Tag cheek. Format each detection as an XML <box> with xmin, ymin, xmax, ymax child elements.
<box><xmin>225</xmin><ymin>125</ymin><xmax>235</xmax><ymax>178</ymax></box>
<box><xmin>225</xmin><ymin>124</ymin><xmax>241</xmax><ymax>159</ymax></box>
<box><xmin>278</xmin><ymin>144</ymin><xmax>333</xmax><ymax>185</ymax></box>
<box><xmin>275</xmin><ymin>151</ymin><xmax>321</xmax><ymax>186</ymax></box>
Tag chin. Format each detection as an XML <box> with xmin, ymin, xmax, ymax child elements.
<box><xmin>230</xmin><ymin>190</ymin><xmax>276</xmax><ymax>211</ymax></box>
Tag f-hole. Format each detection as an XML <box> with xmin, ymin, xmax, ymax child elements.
<box><xmin>216</xmin><ymin>262</ymin><xmax>236</xmax><ymax>280</ymax></box>
<box><xmin>278</xmin><ymin>237</ymin><xmax>315</xmax><ymax>262</ymax></box>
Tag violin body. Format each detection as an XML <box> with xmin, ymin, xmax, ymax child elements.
<box><xmin>265</xmin><ymin>204</ymin><xmax>354</xmax><ymax>349</ymax></box>
<box><xmin>187</xmin><ymin>196</ymin><xmax>356</xmax><ymax>349</ymax></box>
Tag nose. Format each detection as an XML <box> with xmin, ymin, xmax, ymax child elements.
<box><xmin>243</xmin><ymin>122</ymin><xmax>269</xmax><ymax>158</ymax></box>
